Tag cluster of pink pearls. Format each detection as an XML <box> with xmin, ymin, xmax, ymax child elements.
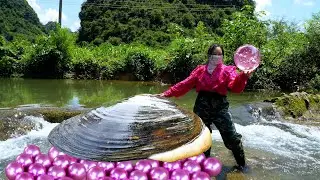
<box><xmin>5</xmin><ymin>145</ymin><xmax>222</xmax><ymax>180</ymax></box>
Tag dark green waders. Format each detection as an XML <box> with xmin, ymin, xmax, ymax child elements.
<box><xmin>193</xmin><ymin>91</ymin><xmax>246</xmax><ymax>167</ymax></box>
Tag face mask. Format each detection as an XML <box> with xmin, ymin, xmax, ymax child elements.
<box><xmin>207</xmin><ymin>55</ymin><xmax>223</xmax><ymax>74</ymax></box>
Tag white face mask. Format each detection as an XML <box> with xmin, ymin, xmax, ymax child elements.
<box><xmin>207</xmin><ymin>55</ymin><xmax>223</xmax><ymax>74</ymax></box>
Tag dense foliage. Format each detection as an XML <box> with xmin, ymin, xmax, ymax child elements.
<box><xmin>0</xmin><ymin>0</ymin><xmax>44</xmax><ymax>41</ymax></box>
<box><xmin>0</xmin><ymin>0</ymin><xmax>319</xmax><ymax>92</ymax></box>
<box><xmin>78</xmin><ymin>0</ymin><xmax>255</xmax><ymax>46</ymax></box>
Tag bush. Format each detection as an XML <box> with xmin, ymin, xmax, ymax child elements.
<box><xmin>24</xmin><ymin>28</ymin><xmax>74</xmax><ymax>78</ymax></box>
<box><xmin>164</xmin><ymin>38</ymin><xmax>208</xmax><ymax>83</ymax></box>
<box><xmin>124</xmin><ymin>52</ymin><xmax>156</xmax><ymax>81</ymax></box>
<box><xmin>24</xmin><ymin>47</ymin><xmax>67</xmax><ymax>78</ymax></box>
<box><xmin>0</xmin><ymin>36</ymin><xmax>5</xmax><ymax>46</ymax></box>
<box><xmin>274</xmin><ymin>48</ymin><xmax>318</xmax><ymax>91</ymax></box>
<box><xmin>73</xmin><ymin>59</ymin><xmax>105</xmax><ymax>79</ymax></box>
<box><xmin>0</xmin><ymin>45</ymin><xmax>23</xmax><ymax>77</ymax></box>
<box><xmin>0</xmin><ymin>56</ymin><xmax>19</xmax><ymax>77</ymax></box>
<box><xmin>308</xmin><ymin>74</ymin><xmax>320</xmax><ymax>91</ymax></box>
<box><xmin>246</xmin><ymin>66</ymin><xmax>279</xmax><ymax>90</ymax></box>
<box><xmin>108</xmin><ymin>37</ymin><xmax>122</xmax><ymax>46</ymax></box>
<box><xmin>165</xmin><ymin>51</ymin><xmax>200</xmax><ymax>83</ymax></box>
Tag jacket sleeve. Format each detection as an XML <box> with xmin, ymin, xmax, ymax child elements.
<box><xmin>163</xmin><ymin>66</ymin><xmax>201</xmax><ymax>97</ymax></box>
<box><xmin>226</xmin><ymin>66</ymin><xmax>249</xmax><ymax>93</ymax></box>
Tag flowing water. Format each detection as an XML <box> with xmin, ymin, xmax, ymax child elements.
<box><xmin>0</xmin><ymin>78</ymin><xmax>319</xmax><ymax>180</ymax></box>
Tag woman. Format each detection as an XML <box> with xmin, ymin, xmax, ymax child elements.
<box><xmin>159</xmin><ymin>44</ymin><xmax>252</xmax><ymax>172</ymax></box>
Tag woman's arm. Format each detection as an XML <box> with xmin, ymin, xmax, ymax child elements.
<box><xmin>226</xmin><ymin>66</ymin><xmax>249</xmax><ymax>93</ymax></box>
<box><xmin>162</xmin><ymin>66</ymin><xmax>202</xmax><ymax>98</ymax></box>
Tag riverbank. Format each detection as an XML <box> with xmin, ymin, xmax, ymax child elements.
<box><xmin>1</xmin><ymin>21</ymin><xmax>320</xmax><ymax>92</ymax></box>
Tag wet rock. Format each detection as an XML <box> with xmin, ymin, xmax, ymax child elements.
<box><xmin>0</xmin><ymin>107</ymin><xmax>89</xmax><ymax>141</ymax></box>
<box><xmin>229</xmin><ymin>102</ymin><xmax>281</xmax><ymax>126</ymax></box>
<box><xmin>0</xmin><ymin>112</ymin><xmax>36</xmax><ymax>141</ymax></box>
<box><xmin>264</xmin><ymin>92</ymin><xmax>320</xmax><ymax>125</ymax></box>
<box><xmin>34</xmin><ymin>108</ymin><xmax>87</xmax><ymax>123</ymax></box>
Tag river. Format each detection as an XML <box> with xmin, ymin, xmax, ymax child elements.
<box><xmin>0</xmin><ymin>78</ymin><xmax>319</xmax><ymax>180</ymax></box>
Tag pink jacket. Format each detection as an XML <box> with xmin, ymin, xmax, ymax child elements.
<box><xmin>163</xmin><ymin>64</ymin><xmax>249</xmax><ymax>97</ymax></box>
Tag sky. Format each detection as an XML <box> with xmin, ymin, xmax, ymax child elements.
<box><xmin>26</xmin><ymin>0</ymin><xmax>320</xmax><ymax>32</ymax></box>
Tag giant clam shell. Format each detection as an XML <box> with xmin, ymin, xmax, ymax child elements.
<box><xmin>48</xmin><ymin>94</ymin><xmax>209</xmax><ymax>162</ymax></box>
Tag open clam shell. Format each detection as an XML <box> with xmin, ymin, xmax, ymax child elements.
<box><xmin>48</xmin><ymin>94</ymin><xmax>212</xmax><ymax>162</ymax></box>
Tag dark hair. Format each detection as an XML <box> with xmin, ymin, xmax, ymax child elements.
<box><xmin>207</xmin><ymin>44</ymin><xmax>224</xmax><ymax>56</ymax></box>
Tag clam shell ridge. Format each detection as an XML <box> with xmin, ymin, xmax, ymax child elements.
<box><xmin>48</xmin><ymin>94</ymin><xmax>204</xmax><ymax>162</ymax></box>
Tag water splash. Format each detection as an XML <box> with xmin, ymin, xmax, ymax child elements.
<box><xmin>0</xmin><ymin>116</ymin><xmax>58</xmax><ymax>160</ymax></box>
<box><xmin>66</xmin><ymin>96</ymin><xmax>84</xmax><ymax>109</ymax></box>
<box><xmin>211</xmin><ymin>117</ymin><xmax>320</xmax><ymax>177</ymax></box>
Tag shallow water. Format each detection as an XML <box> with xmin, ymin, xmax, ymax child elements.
<box><xmin>0</xmin><ymin>78</ymin><xmax>319</xmax><ymax>180</ymax></box>
<box><xmin>0</xmin><ymin>78</ymin><xmax>277</xmax><ymax>108</ymax></box>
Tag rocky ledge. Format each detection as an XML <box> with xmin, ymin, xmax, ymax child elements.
<box><xmin>0</xmin><ymin>107</ymin><xmax>88</xmax><ymax>141</ymax></box>
<box><xmin>264</xmin><ymin>92</ymin><xmax>320</xmax><ymax>125</ymax></box>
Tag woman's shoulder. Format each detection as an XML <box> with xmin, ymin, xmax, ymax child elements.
<box><xmin>197</xmin><ymin>64</ymin><xmax>206</xmax><ymax>68</ymax></box>
<box><xmin>193</xmin><ymin>64</ymin><xmax>206</xmax><ymax>72</ymax></box>
<box><xmin>189</xmin><ymin>65</ymin><xmax>205</xmax><ymax>76</ymax></box>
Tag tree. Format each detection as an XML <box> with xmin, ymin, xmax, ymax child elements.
<box><xmin>77</xmin><ymin>0</ymin><xmax>247</xmax><ymax>45</ymax></box>
<box><xmin>0</xmin><ymin>0</ymin><xmax>44</xmax><ymax>41</ymax></box>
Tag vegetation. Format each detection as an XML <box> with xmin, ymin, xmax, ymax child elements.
<box><xmin>0</xmin><ymin>0</ymin><xmax>44</xmax><ymax>41</ymax></box>
<box><xmin>0</xmin><ymin>0</ymin><xmax>319</xmax><ymax>92</ymax></box>
<box><xmin>78</xmin><ymin>0</ymin><xmax>254</xmax><ymax>45</ymax></box>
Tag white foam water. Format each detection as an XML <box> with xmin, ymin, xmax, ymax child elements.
<box><xmin>0</xmin><ymin>113</ymin><xmax>319</xmax><ymax>179</ymax></box>
<box><xmin>0</xmin><ymin>116</ymin><xmax>58</xmax><ymax>160</ymax></box>
<box><xmin>1</xmin><ymin>117</ymin><xmax>319</xmax><ymax>164</ymax></box>
<box><xmin>212</xmin><ymin>120</ymin><xmax>320</xmax><ymax>165</ymax></box>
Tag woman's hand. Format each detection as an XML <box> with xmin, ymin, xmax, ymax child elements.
<box><xmin>243</xmin><ymin>70</ymin><xmax>254</xmax><ymax>78</ymax></box>
<box><xmin>153</xmin><ymin>93</ymin><xmax>166</xmax><ymax>97</ymax></box>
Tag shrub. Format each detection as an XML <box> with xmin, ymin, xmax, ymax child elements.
<box><xmin>24</xmin><ymin>28</ymin><xmax>74</xmax><ymax>78</ymax></box>
<box><xmin>308</xmin><ymin>74</ymin><xmax>320</xmax><ymax>92</ymax></box>
<box><xmin>73</xmin><ymin>59</ymin><xmax>105</xmax><ymax>79</ymax></box>
<box><xmin>124</xmin><ymin>52</ymin><xmax>155</xmax><ymax>81</ymax></box>
<box><xmin>164</xmin><ymin>38</ymin><xmax>208</xmax><ymax>83</ymax></box>
<box><xmin>0</xmin><ymin>56</ymin><xmax>19</xmax><ymax>77</ymax></box>
<box><xmin>274</xmin><ymin>48</ymin><xmax>318</xmax><ymax>91</ymax></box>
<box><xmin>0</xmin><ymin>44</ymin><xmax>23</xmax><ymax>77</ymax></box>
